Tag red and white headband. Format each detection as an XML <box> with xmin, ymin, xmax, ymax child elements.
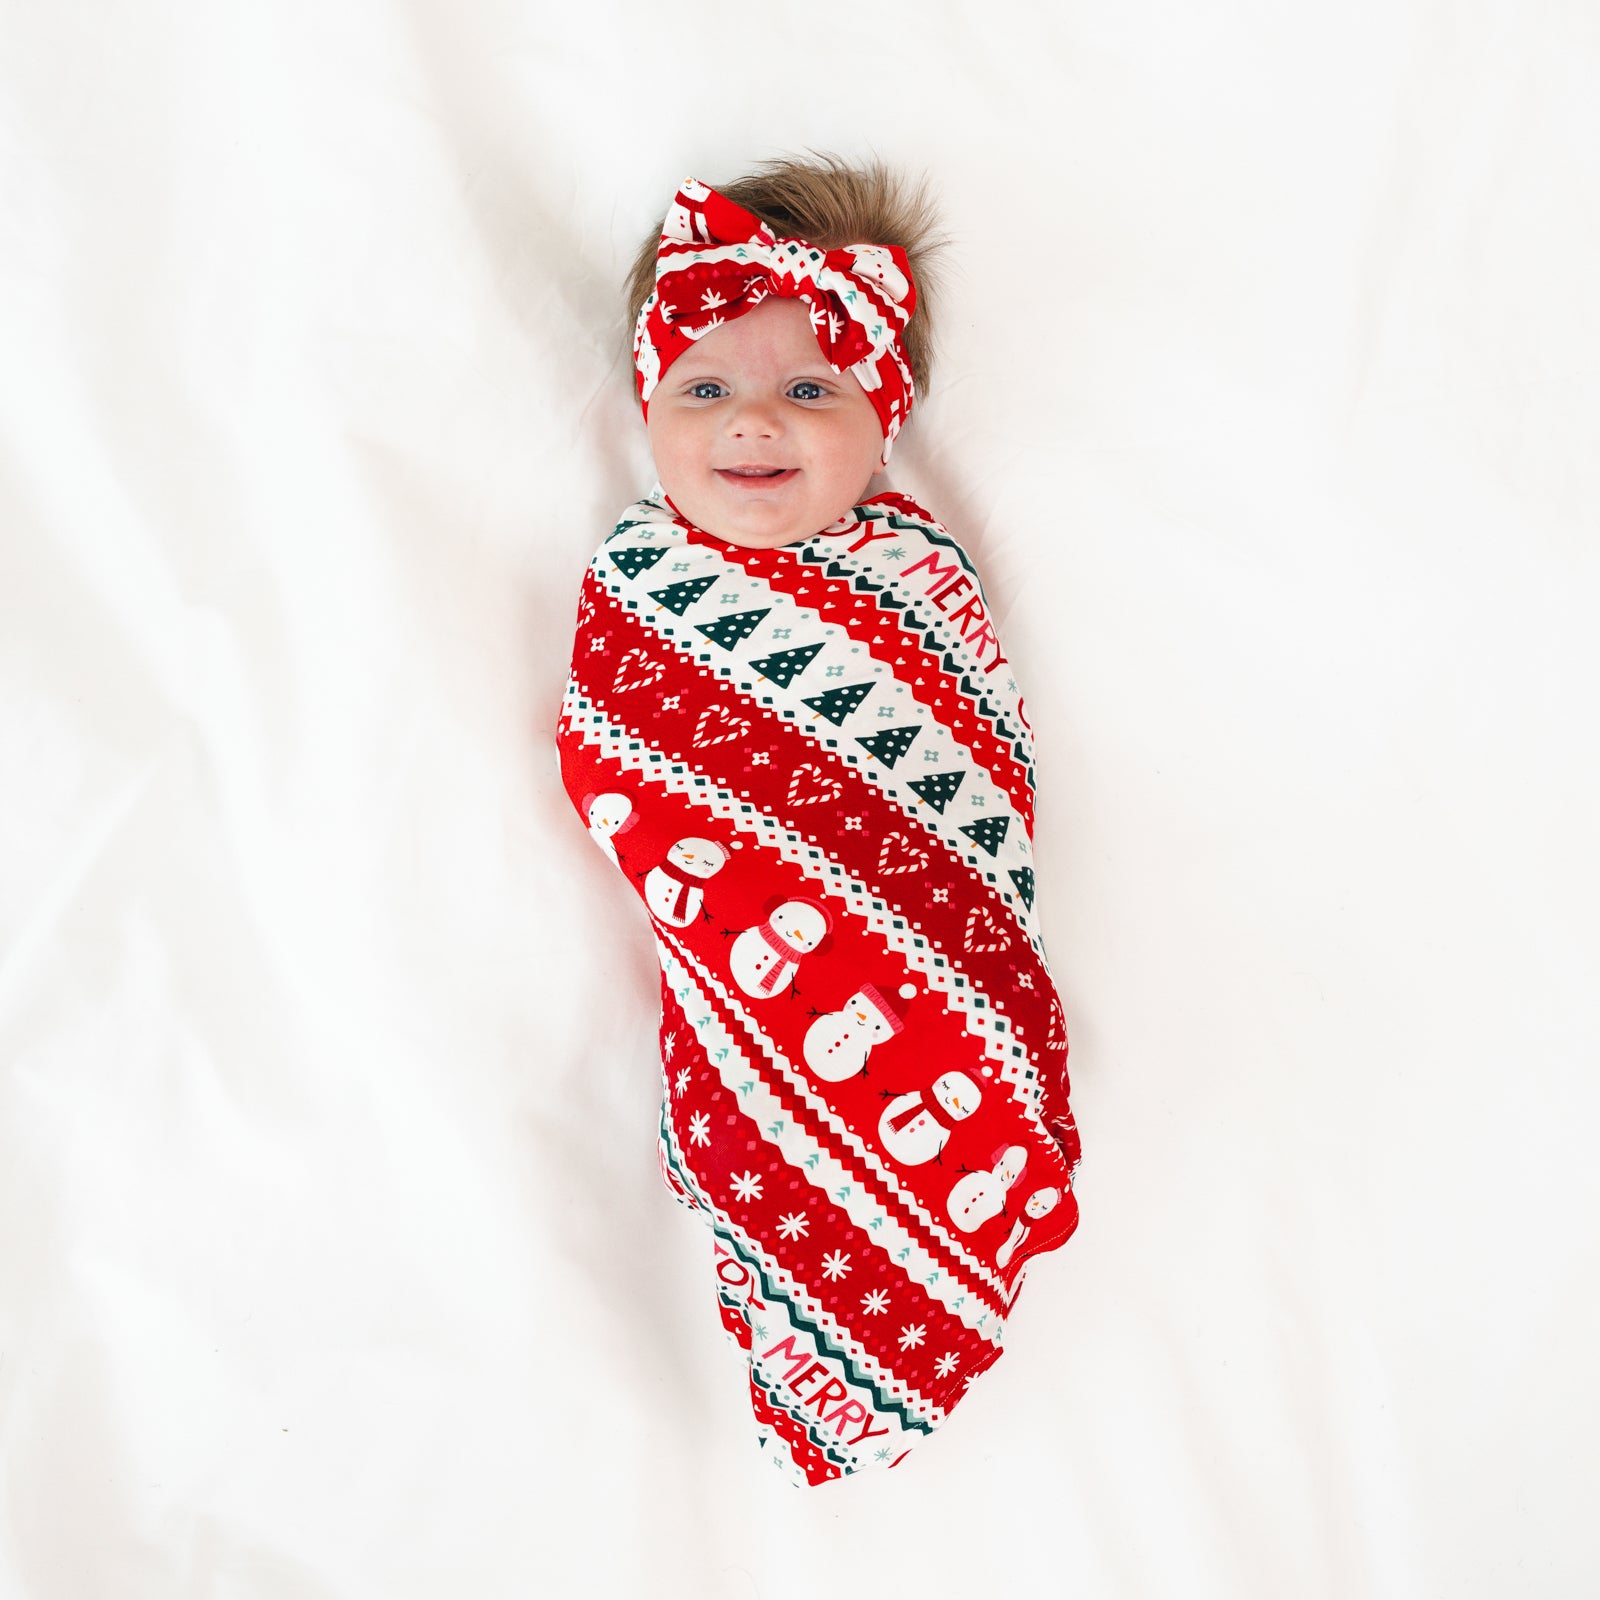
<box><xmin>632</xmin><ymin>177</ymin><xmax>918</xmax><ymax>453</ymax></box>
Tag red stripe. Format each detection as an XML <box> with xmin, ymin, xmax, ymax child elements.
<box><xmin>660</xmin><ymin>976</ymin><xmax>1009</xmax><ymax>1398</ymax></box>
<box><xmin>568</xmin><ymin>580</ymin><xmax>1055</xmax><ymax>1034</ymax></box>
<box><xmin>665</xmin><ymin>929</ymin><xmax>1011</xmax><ymax>1319</ymax></box>
<box><xmin>712</xmin><ymin>542</ymin><xmax>1036</xmax><ymax>831</ymax></box>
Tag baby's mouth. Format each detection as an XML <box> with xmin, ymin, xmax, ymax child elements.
<box><xmin>717</xmin><ymin>466</ymin><xmax>798</xmax><ymax>487</ymax></box>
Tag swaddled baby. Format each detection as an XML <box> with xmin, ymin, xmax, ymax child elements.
<box><xmin>556</xmin><ymin>156</ymin><xmax>1082</xmax><ymax>1485</ymax></box>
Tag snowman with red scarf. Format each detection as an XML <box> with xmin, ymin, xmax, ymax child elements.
<box><xmin>729</xmin><ymin>898</ymin><xmax>832</xmax><ymax>1000</ymax></box>
<box><xmin>876</xmin><ymin>1070</ymin><xmax>984</xmax><ymax>1165</ymax></box>
<box><xmin>644</xmin><ymin>837</ymin><xmax>729</xmax><ymax>927</ymax></box>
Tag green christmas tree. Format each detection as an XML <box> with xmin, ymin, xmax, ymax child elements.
<box><xmin>855</xmin><ymin>724</ymin><xmax>922</xmax><ymax>768</ymax></box>
<box><xmin>802</xmin><ymin>681</ymin><xmax>875</xmax><ymax>724</ymax></box>
<box><xmin>609</xmin><ymin>545</ymin><xmax>668</xmax><ymax>580</ymax></box>
<box><xmin>908</xmin><ymin>770</ymin><xmax>965</xmax><ymax>813</ymax></box>
<box><xmin>748</xmin><ymin>642</ymin><xmax>823</xmax><ymax>687</ymax></box>
<box><xmin>959</xmin><ymin>815</ymin><xmax>1011</xmax><ymax>857</ymax></box>
<box><xmin>647</xmin><ymin>575</ymin><xmax>716</xmax><ymax>615</ymax></box>
<box><xmin>1009</xmin><ymin>867</ymin><xmax>1035</xmax><ymax>910</ymax></box>
<box><xmin>696</xmin><ymin>609</ymin><xmax>771</xmax><ymax>651</ymax></box>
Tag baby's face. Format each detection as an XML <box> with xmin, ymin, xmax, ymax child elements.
<box><xmin>646</xmin><ymin>297</ymin><xmax>887</xmax><ymax>550</ymax></box>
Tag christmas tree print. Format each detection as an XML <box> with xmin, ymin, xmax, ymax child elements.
<box><xmin>648</xmin><ymin>575</ymin><xmax>716</xmax><ymax>615</ymax></box>
<box><xmin>908</xmin><ymin>770</ymin><xmax>965</xmax><ymax>813</ymax></box>
<box><xmin>749</xmin><ymin>642</ymin><xmax>823</xmax><ymax>688</ymax></box>
<box><xmin>959</xmin><ymin>815</ymin><xmax>1011</xmax><ymax>857</ymax></box>
<box><xmin>609</xmin><ymin>545</ymin><xmax>668</xmax><ymax>580</ymax></box>
<box><xmin>802</xmin><ymin>681</ymin><xmax>874</xmax><ymax>724</ymax></box>
<box><xmin>855</xmin><ymin>725</ymin><xmax>921</xmax><ymax>768</ymax></box>
<box><xmin>696</xmin><ymin>609</ymin><xmax>772</xmax><ymax>651</ymax></box>
<box><xmin>1009</xmin><ymin>867</ymin><xmax>1035</xmax><ymax>910</ymax></box>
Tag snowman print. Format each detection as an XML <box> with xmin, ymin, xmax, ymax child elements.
<box><xmin>803</xmin><ymin>982</ymin><xmax>917</xmax><ymax>1082</ymax></box>
<box><xmin>644</xmin><ymin>837</ymin><xmax>729</xmax><ymax>927</ymax></box>
<box><xmin>995</xmin><ymin>1187</ymin><xmax>1060</xmax><ymax>1268</ymax></box>
<box><xmin>877</xmin><ymin>1072</ymin><xmax>983</xmax><ymax>1165</ymax></box>
<box><xmin>946</xmin><ymin>1144</ymin><xmax>1028</xmax><ymax>1234</ymax></box>
<box><xmin>583</xmin><ymin>792</ymin><xmax>635</xmax><ymax>865</ymax></box>
<box><xmin>729</xmin><ymin>900</ymin><xmax>831</xmax><ymax>1000</ymax></box>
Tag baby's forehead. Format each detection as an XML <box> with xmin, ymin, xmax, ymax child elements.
<box><xmin>672</xmin><ymin>298</ymin><xmax>837</xmax><ymax>372</ymax></box>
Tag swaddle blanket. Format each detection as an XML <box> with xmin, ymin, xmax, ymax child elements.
<box><xmin>556</xmin><ymin>485</ymin><xmax>1082</xmax><ymax>1485</ymax></box>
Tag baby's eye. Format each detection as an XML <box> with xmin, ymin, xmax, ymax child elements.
<box><xmin>688</xmin><ymin>381</ymin><xmax>725</xmax><ymax>399</ymax></box>
<box><xmin>789</xmin><ymin>381</ymin><xmax>827</xmax><ymax>401</ymax></box>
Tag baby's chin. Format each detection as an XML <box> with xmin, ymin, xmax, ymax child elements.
<box><xmin>666</xmin><ymin>481</ymin><xmax>878</xmax><ymax>550</ymax></box>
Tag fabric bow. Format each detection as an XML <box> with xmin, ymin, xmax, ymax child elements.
<box><xmin>632</xmin><ymin>176</ymin><xmax>918</xmax><ymax>448</ymax></box>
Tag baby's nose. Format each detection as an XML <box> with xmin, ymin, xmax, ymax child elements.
<box><xmin>727</xmin><ymin>396</ymin><xmax>783</xmax><ymax>435</ymax></box>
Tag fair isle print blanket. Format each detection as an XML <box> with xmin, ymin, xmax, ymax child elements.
<box><xmin>555</xmin><ymin>486</ymin><xmax>1082</xmax><ymax>1486</ymax></box>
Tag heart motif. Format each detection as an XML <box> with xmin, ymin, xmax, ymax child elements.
<box><xmin>692</xmin><ymin>704</ymin><xmax>750</xmax><ymax>749</ymax></box>
<box><xmin>613</xmin><ymin>648</ymin><xmax>663</xmax><ymax>695</ymax></box>
<box><xmin>876</xmin><ymin>832</ymin><xmax>927</xmax><ymax>876</ymax></box>
<box><xmin>787</xmin><ymin>763</ymin><xmax>842</xmax><ymax>807</ymax></box>
<box><xmin>964</xmin><ymin>904</ymin><xmax>1011</xmax><ymax>954</ymax></box>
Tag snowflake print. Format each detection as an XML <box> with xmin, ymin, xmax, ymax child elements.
<box><xmin>688</xmin><ymin>1111</ymin><xmax>710</xmax><ymax>1146</ymax></box>
<box><xmin>663</xmin><ymin>1034</ymin><xmax>675</xmax><ymax>1058</ymax></box>
<box><xmin>861</xmin><ymin>1289</ymin><xmax>889</xmax><ymax>1316</ymax></box>
<box><xmin>700</xmin><ymin>288</ymin><xmax>727</xmax><ymax>311</ymax></box>
<box><xmin>730</xmin><ymin>1171</ymin><xmax>764</xmax><ymax>1203</ymax></box>
<box><xmin>843</xmin><ymin>816</ymin><xmax>863</xmax><ymax>831</ymax></box>
<box><xmin>934</xmin><ymin>1352</ymin><xmax>958</xmax><ymax>1379</ymax></box>
<box><xmin>662</xmin><ymin>694</ymin><xmax>681</xmax><ymax>709</ymax></box>
<box><xmin>751</xmin><ymin>752</ymin><xmax>769</xmax><ymax>765</ymax></box>
<box><xmin>898</xmin><ymin>1324</ymin><xmax>926</xmax><ymax>1351</ymax></box>
<box><xmin>820</xmin><ymin>1250</ymin><xmax>851</xmax><ymax>1281</ymax></box>
<box><xmin>882</xmin><ymin>546</ymin><xmax>905</xmax><ymax>559</ymax></box>
<box><xmin>932</xmin><ymin>887</ymin><xmax>948</xmax><ymax>902</ymax></box>
<box><xmin>1018</xmin><ymin>973</ymin><xmax>1034</xmax><ymax>989</ymax></box>
<box><xmin>776</xmin><ymin>1212</ymin><xmax>810</xmax><ymax>1241</ymax></box>
<box><xmin>673</xmin><ymin>1066</ymin><xmax>690</xmax><ymax>1096</ymax></box>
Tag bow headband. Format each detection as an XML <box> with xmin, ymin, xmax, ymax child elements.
<box><xmin>632</xmin><ymin>177</ymin><xmax>918</xmax><ymax>451</ymax></box>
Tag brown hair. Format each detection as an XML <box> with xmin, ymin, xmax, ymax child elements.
<box><xmin>624</xmin><ymin>150</ymin><xmax>949</xmax><ymax>405</ymax></box>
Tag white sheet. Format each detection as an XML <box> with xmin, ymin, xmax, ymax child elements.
<box><xmin>3</xmin><ymin>1</ymin><xmax>1596</xmax><ymax>1594</ymax></box>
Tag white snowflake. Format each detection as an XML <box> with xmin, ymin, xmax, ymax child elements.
<box><xmin>688</xmin><ymin>1111</ymin><xmax>710</xmax><ymax>1147</ymax></box>
<box><xmin>662</xmin><ymin>694</ymin><xmax>681</xmax><ymax>709</ymax></box>
<box><xmin>700</xmin><ymin>288</ymin><xmax>727</xmax><ymax>311</ymax></box>
<box><xmin>663</xmin><ymin>1034</ymin><xmax>675</xmax><ymax>1058</ymax></box>
<box><xmin>861</xmin><ymin>1289</ymin><xmax>889</xmax><ymax>1316</ymax></box>
<box><xmin>751</xmin><ymin>751</ymin><xmax>769</xmax><ymax>765</ymax></box>
<box><xmin>843</xmin><ymin>816</ymin><xmax>863</xmax><ymax>831</ymax></box>
<box><xmin>730</xmin><ymin>1171</ymin><xmax>763</xmax><ymax>1202</ymax></box>
<box><xmin>673</xmin><ymin>1066</ymin><xmax>690</xmax><ymax>1096</ymax></box>
<box><xmin>776</xmin><ymin>1212</ymin><xmax>809</xmax><ymax>1240</ymax></box>
<box><xmin>934</xmin><ymin>1353</ymin><xmax>958</xmax><ymax>1378</ymax></box>
<box><xmin>820</xmin><ymin>1250</ymin><xmax>851</xmax><ymax>1281</ymax></box>
<box><xmin>898</xmin><ymin>1323</ymin><xmax>926</xmax><ymax>1351</ymax></box>
<box><xmin>932</xmin><ymin>887</ymin><xmax>948</xmax><ymax>902</ymax></box>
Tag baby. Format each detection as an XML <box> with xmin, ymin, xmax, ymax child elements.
<box><xmin>556</xmin><ymin>154</ymin><xmax>1081</xmax><ymax>1486</ymax></box>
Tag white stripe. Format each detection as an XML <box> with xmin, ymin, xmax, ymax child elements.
<box><xmin>655</xmin><ymin>1032</ymin><xmax>947</xmax><ymax>1427</ymax></box>
<box><xmin>594</xmin><ymin>528</ymin><xmax>1043</xmax><ymax>947</ymax></box>
<box><xmin>558</xmin><ymin>684</ymin><xmax>1059</xmax><ymax>1160</ymax></box>
<box><xmin>657</xmin><ymin>930</ymin><xmax>1010</xmax><ymax>1327</ymax></box>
